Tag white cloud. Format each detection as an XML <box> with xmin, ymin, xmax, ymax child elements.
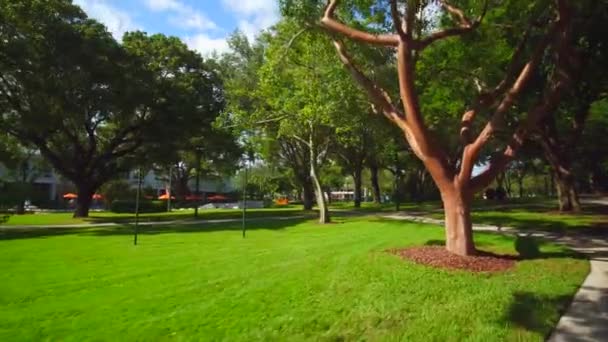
<box><xmin>75</xmin><ymin>0</ymin><xmax>139</xmax><ymax>40</ymax></box>
<box><xmin>184</xmin><ymin>34</ymin><xmax>229</xmax><ymax>56</ymax></box>
<box><xmin>145</xmin><ymin>0</ymin><xmax>182</xmax><ymax>11</ymax></box>
<box><xmin>221</xmin><ymin>0</ymin><xmax>278</xmax><ymax>40</ymax></box>
<box><xmin>222</xmin><ymin>0</ymin><xmax>276</xmax><ymax>16</ymax></box>
<box><xmin>144</xmin><ymin>0</ymin><xmax>218</xmax><ymax>31</ymax></box>
<box><xmin>169</xmin><ymin>12</ymin><xmax>217</xmax><ymax>31</ymax></box>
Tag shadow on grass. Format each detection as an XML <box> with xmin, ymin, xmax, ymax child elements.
<box><xmin>506</xmin><ymin>291</ymin><xmax>573</xmax><ymax>338</ymax></box>
<box><xmin>422</xmin><ymin>235</ymin><xmax>586</xmax><ymax>261</ymax></box>
<box><xmin>84</xmin><ymin>209</ymin><xmax>314</xmax><ymax>224</ymax></box>
<box><xmin>0</xmin><ymin>217</ymin><xmax>313</xmax><ymax>241</ymax></box>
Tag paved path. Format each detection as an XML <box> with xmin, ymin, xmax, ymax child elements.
<box><xmin>383</xmin><ymin>212</ymin><xmax>608</xmax><ymax>342</ymax></box>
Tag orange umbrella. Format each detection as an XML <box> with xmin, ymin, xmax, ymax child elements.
<box><xmin>207</xmin><ymin>194</ymin><xmax>228</xmax><ymax>201</ymax></box>
<box><xmin>63</xmin><ymin>193</ymin><xmax>78</xmax><ymax>199</ymax></box>
<box><xmin>158</xmin><ymin>193</ymin><xmax>175</xmax><ymax>200</ymax></box>
<box><xmin>92</xmin><ymin>194</ymin><xmax>103</xmax><ymax>200</ymax></box>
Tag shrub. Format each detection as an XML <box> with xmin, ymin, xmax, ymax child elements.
<box><xmin>100</xmin><ymin>180</ymin><xmax>136</xmax><ymax>209</ymax></box>
<box><xmin>110</xmin><ymin>200</ymin><xmax>167</xmax><ymax>213</ymax></box>
<box><xmin>484</xmin><ymin>188</ymin><xmax>496</xmax><ymax>200</ymax></box>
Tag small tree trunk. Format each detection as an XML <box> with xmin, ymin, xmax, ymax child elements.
<box><xmin>537</xmin><ymin>122</ymin><xmax>582</xmax><ymax>211</ymax></box>
<box><xmin>308</xmin><ymin>132</ymin><xmax>330</xmax><ymax>224</ymax></box>
<box><xmin>353</xmin><ymin>168</ymin><xmax>362</xmax><ymax>208</ymax></box>
<box><xmin>555</xmin><ymin>172</ymin><xmax>581</xmax><ymax>212</ymax></box>
<box><xmin>393</xmin><ymin>174</ymin><xmax>401</xmax><ymax>211</ymax></box>
<box><xmin>518</xmin><ymin>176</ymin><xmax>524</xmax><ymax>198</ymax></box>
<box><xmin>74</xmin><ymin>186</ymin><xmax>94</xmax><ymax>218</ymax></box>
<box><xmin>311</xmin><ymin>169</ymin><xmax>330</xmax><ymax>223</ymax></box>
<box><xmin>370</xmin><ymin>163</ymin><xmax>381</xmax><ymax>203</ymax></box>
<box><xmin>441</xmin><ymin>186</ymin><xmax>475</xmax><ymax>256</ymax></box>
<box><xmin>302</xmin><ymin>179</ymin><xmax>314</xmax><ymax>210</ymax></box>
<box><xmin>16</xmin><ymin>200</ymin><xmax>25</xmax><ymax>215</ymax></box>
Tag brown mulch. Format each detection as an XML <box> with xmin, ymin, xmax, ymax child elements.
<box><xmin>389</xmin><ymin>246</ymin><xmax>517</xmax><ymax>273</ymax></box>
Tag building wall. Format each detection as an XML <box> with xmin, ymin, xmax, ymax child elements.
<box><xmin>1</xmin><ymin>160</ymin><xmax>236</xmax><ymax>202</ymax></box>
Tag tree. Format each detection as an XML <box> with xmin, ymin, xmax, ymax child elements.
<box><xmin>532</xmin><ymin>2</ymin><xmax>608</xmax><ymax>211</ymax></box>
<box><xmin>224</xmin><ymin>22</ymin><xmax>360</xmax><ymax>223</ymax></box>
<box><xmin>578</xmin><ymin>100</ymin><xmax>608</xmax><ymax>193</ymax></box>
<box><xmin>282</xmin><ymin>0</ymin><xmax>581</xmax><ymax>255</ymax></box>
<box><xmin>0</xmin><ymin>136</ymin><xmax>46</xmax><ymax>213</ymax></box>
<box><xmin>333</xmin><ymin>103</ymin><xmax>372</xmax><ymax>208</ymax></box>
<box><xmin>220</xmin><ymin>31</ymin><xmax>326</xmax><ymax>213</ymax></box>
<box><xmin>0</xmin><ymin>1</ymin><xmax>223</xmax><ymax>217</ymax></box>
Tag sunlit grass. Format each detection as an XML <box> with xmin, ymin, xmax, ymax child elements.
<box><xmin>0</xmin><ymin>217</ymin><xmax>588</xmax><ymax>341</ymax></box>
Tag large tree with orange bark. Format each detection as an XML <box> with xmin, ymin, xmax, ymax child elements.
<box><xmin>281</xmin><ymin>0</ymin><xmax>581</xmax><ymax>255</ymax></box>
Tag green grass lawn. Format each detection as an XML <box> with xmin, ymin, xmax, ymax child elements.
<box><xmin>1</xmin><ymin>206</ymin><xmax>309</xmax><ymax>226</ymax></box>
<box><xmin>0</xmin><ymin>217</ymin><xmax>588</xmax><ymax>341</ymax></box>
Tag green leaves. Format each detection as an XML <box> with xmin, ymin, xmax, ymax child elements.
<box><xmin>0</xmin><ymin>0</ymin><xmax>228</xmax><ymax>212</ymax></box>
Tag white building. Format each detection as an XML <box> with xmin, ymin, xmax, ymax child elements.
<box><xmin>0</xmin><ymin>160</ymin><xmax>236</xmax><ymax>205</ymax></box>
<box><xmin>124</xmin><ymin>169</ymin><xmax>235</xmax><ymax>195</ymax></box>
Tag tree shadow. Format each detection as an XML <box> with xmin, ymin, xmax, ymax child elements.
<box><xmin>0</xmin><ymin>217</ymin><xmax>313</xmax><ymax>241</ymax></box>
<box><xmin>469</xmin><ymin>213</ymin><xmax>608</xmax><ymax>236</ymax></box>
<box><xmin>512</xmin><ymin>235</ymin><xmax>589</xmax><ymax>260</ymax></box>
<box><xmin>507</xmin><ymin>288</ymin><xmax>608</xmax><ymax>340</ymax></box>
<box><xmin>505</xmin><ymin>291</ymin><xmax>574</xmax><ymax>338</ymax></box>
<box><xmin>419</xmin><ymin>235</ymin><xmax>586</xmax><ymax>261</ymax></box>
<box><xmin>83</xmin><ymin>209</ymin><xmax>315</xmax><ymax>224</ymax></box>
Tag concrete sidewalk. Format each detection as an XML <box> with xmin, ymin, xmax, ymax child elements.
<box><xmin>383</xmin><ymin>212</ymin><xmax>608</xmax><ymax>342</ymax></box>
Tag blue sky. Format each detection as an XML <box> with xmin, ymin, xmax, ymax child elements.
<box><xmin>74</xmin><ymin>0</ymin><xmax>279</xmax><ymax>54</ymax></box>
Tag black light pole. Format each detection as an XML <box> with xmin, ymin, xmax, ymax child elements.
<box><xmin>242</xmin><ymin>150</ymin><xmax>254</xmax><ymax>238</ymax></box>
<box><xmin>242</xmin><ymin>162</ymin><xmax>247</xmax><ymax>238</ymax></box>
<box><xmin>194</xmin><ymin>149</ymin><xmax>202</xmax><ymax>218</ymax></box>
<box><xmin>134</xmin><ymin>168</ymin><xmax>143</xmax><ymax>245</ymax></box>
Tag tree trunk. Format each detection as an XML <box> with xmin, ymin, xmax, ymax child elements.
<box><xmin>311</xmin><ymin>167</ymin><xmax>330</xmax><ymax>223</ymax></box>
<box><xmin>353</xmin><ymin>168</ymin><xmax>362</xmax><ymax>208</ymax></box>
<box><xmin>325</xmin><ymin>188</ymin><xmax>332</xmax><ymax>204</ymax></box>
<box><xmin>518</xmin><ymin>176</ymin><xmax>524</xmax><ymax>198</ymax></box>
<box><xmin>16</xmin><ymin>200</ymin><xmax>25</xmax><ymax>215</ymax></box>
<box><xmin>441</xmin><ymin>186</ymin><xmax>475</xmax><ymax>256</ymax></box>
<box><xmin>370</xmin><ymin>163</ymin><xmax>381</xmax><ymax>203</ymax></box>
<box><xmin>309</xmin><ymin>132</ymin><xmax>330</xmax><ymax>224</ymax></box>
<box><xmin>554</xmin><ymin>171</ymin><xmax>581</xmax><ymax>212</ymax></box>
<box><xmin>74</xmin><ymin>185</ymin><xmax>94</xmax><ymax>218</ymax></box>
<box><xmin>302</xmin><ymin>179</ymin><xmax>314</xmax><ymax>210</ymax></box>
<box><xmin>393</xmin><ymin>173</ymin><xmax>401</xmax><ymax>211</ymax></box>
<box><xmin>538</xmin><ymin>134</ymin><xmax>581</xmax><ymax>212</ymax></box>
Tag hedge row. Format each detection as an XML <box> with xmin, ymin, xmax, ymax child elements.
<box><xmin>110</xmin><ymin>200</ymin><xmax>167</xmax><ymax>213</ymax></box>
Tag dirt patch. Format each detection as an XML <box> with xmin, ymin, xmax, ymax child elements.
<box><xmin>389</xmin><ymin>246</ymin><xmax>517</xmax><ymax>273</ymax></box>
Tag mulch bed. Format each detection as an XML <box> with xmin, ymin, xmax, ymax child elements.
<box><xmin>389</xmin><ymin>246</ymin><xmax>517</xmax><ymax>273</ymax></box>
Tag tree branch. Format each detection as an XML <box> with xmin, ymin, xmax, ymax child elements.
<box><xmin>469</xmin><ymin>0</ymin><xmax>574</xmax><ymax>191</ymax></box>
<box><xmin>321</xmin><ymin>0</ymin><xmax>399</xmax><ymax>47</ymax></box>
<box><xmin>414</xmin><ymin>0</ymin><xmax>488</xmax><ymax>50</ymax></box>
<box><xmin>460</xmin><ymin>22</ymin><xmax>534</xmax><ymax>144</ymax></box>
<box><xmin>404</xmin><ymin>0</ymin><xmax>418</xmax><ymax>37</ymax></box>
<box><xmin>390</xmin><ymin>0</ymin><xmax>406</xmax><ymax>38</ymax></box>
<box><xmin>331</xmin><ymin>40</ymin><xmax>405</xmax><ymax>126</ymax></box>
<box><xmin>458</xmin><ymin>21</ymin><xmax>559</xmax><ymax>184</ymax></box>
<box><xmin>469</xmin><ymin>79</ymin><xmax>567</xmax><ymax>192</ymax></box>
